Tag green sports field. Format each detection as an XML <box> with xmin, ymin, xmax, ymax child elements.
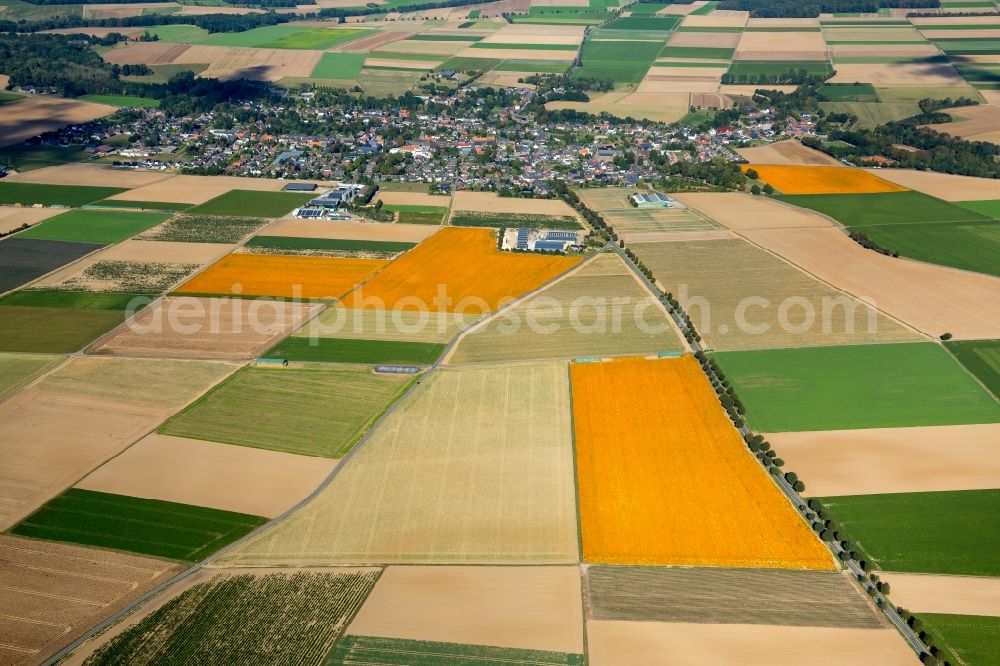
<box><xmin>10</xmin><ymin>488</ymin><xmax>266</xmax><ymax>561</ymax></box>
<box><xmin>711</xmin><ymin>343</ymin><xmax>1000</xmax><ymax>432</ymax></box>
<box><xmin>328</xmin><ymin>636</ymin><xmax>584</xmax><ymax>666</ymax></box>
<box><xmin>267</xmin><ymin>337</ymin><xmax>446</xmax><ymax>365</ymax></box>
<box><xmin>818</xmin><ymin>489</ymin><xmax>1000</xmax><ymax>576</ymax></box>
<box><xmin>160</xmin><ymin>364</ymin><xmax>413</xmax><ymax>458</ymax></box>
<box><xmin>918</xmin><ymin>613</ymin><xmax>1000</xmax><ymax>666</ymax></box>
<box><xmin>187</xmin><ymin>190</ymin><xmax>314</xmax><ymax>218</ymax></box>
<box><xmin>0</xmin><ymin>305</ymin><xmax>131</xmax><ymax>353</ymax></box>
<box><xmin>79</xmin><ymin>94</ymin><xmax>160</xmax><ymax>108</ymax></box>
<box><xmin>311</xmin><ymin>52</ymin><xmax>367</xmax><ymax>80</ymax></box>
<box><xmin>0</xmin><ymin>182</ymin><xmax>126</xmax><ymax>207</ymax></box>
<box><xmin>946</xmin><ymin>339</ymin><xmax>1000</xmax><ymax>398</ymax></box>
<box><xmin>14</xmin><ymin>209</ymin><xmax>170</xmax><ymax>244</ymax></box>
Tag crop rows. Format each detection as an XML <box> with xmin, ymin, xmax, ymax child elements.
<box><xmin>450</xmin><ymin>211</ymin><xmax>581</xmax><ymax>230</ymax></box>
<box><xmin>139</xmin><ymin>214</ymin><xmax>270</xmax><ymax>243</ymax></box>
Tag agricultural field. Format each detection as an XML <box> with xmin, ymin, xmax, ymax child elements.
<box><xmin>0</xmin><ymin>205</ymin><xmax>64</xmax><ymax>235</ymax></box>
<box><xmin>0</xmin><ymin>96</ymin><xmax>116</xmax><ymax>150</ymax></box>
<box><xmin>735</xmin><ymin>139</ymin><xmax>842</xmax><ymax>166</ymax></box>
<box><xmin>916</xmin><ymin>614</ymin><xmax>1000</xmax><ymax>666</ymax></box>
<box><xmin>574</xmin><ymin>188</ymin><xmax>719</xmax><ymax>238</ymax></box>
<box><xmin>632</xmin><ymin>237</ymin><xmax>921</xmax><ymax>350</ymax></box>
<box><xmin>267</xmin><ymin>336</ymin><xmax>446</xmax><ymax>365</ymax></box>
<box><xmin>862</xmin><ymin>169</ymin><xmax>1000</xmax><ymax>201</ymax></box>
<box><xmin>0</xmin><ymin>355</ymin><xmax>235</xmax><ymax>530</ymax></box>
<box><xmin>880</xmin><ymin>572</ymin><xmax>1000</xmax><ymax>617</ymax></box>
<box><xmin>11</xmin><ymin>488</ymin><xmax>266</xmax><ymax>561</ymax></box>
<box><xmin>329</xmin><ymin>636</ymin><xmax>584</xmax><ymax>666</ymax></box>
<box><xmin>344</xmin><ymin>566</ymin><xmax>584</xmax><ymax>653</ymax></box>
<box><xmin>175</xmin><ymin>253</ymin><xmax>388</xmax><ymax>299</ymax></box>
<box><xmin>91</xmin><ymin>296</ymin><xmax>320</xmax><ymax>360</ymax></box>
<box><xmin>745</xmin><ymin>165</ymin><xmax>907</xmax><ymax>194</ymax></box>
<box><xmin>573</xmin><ymin>37</ymin><xmax>664</xmax><ymax>82</ymax></box>
<box><xmin>160</xmin><ymin>363</ymin><xmax>412</xmax><ymax>458</ymax></box>
<box><xmin>737</xmin><ymin>226</ymin><xmax>1000</xmax><ymax>340</ymax></box>
<box><xmin>776</xmin><ymin>190</ymin><xmax>999</xmax><ymax>277</ymax></box>
<box><xmin>0</xmin><ymin>297</ymin><xmax>139</xmax><ymax>353</ymax></box>
<box><xmin>585</xmin><ymin>566</ymin><xmax>882</xmax><ymax>627</ymax></box>
<box><xmin>819</xmin><ymin>489</ymin><xmax>1000</xmax><ymax>576</ymax></box>
<box><xmin>946</xmin><ymin>339</ymin><xmax>1000</xmax><ymax>397</ymax></box>
<box><xmin>382</xmin><ymin>203</ymin><xmax>448</xmax><ymax>225</ymax></box>
<box><xmin>450</xmin><ymin>210</ymin><xmax>580</xmax><ymax>229</ymax></box>
<box><xmin>448</xmin><ymin>253</ymin><xmax>683</xmax><ymax>364</ymax></box>
<box><xmin>77</xmin><ymin>569</ymin><xmax>380</xmax><ymax>665</ymax></box>
<box><xmin>712</xmin><ymin>343</ymin><xmax>1000</xmax><ymax>432</ymax></box>
<box><xmin>243</xmin><ymin>236</ymin><xmax>416</xmax><ymax>257</ymax></box>
<box><xmin>296</xmin><ymin>306</ymin><xmax>480</xmax><ymax>344</ymax></box>
<box><xmin>343</xmin><ymin>227</ymin><xmax>580</xmax><ymax>313</ymax></box>
<box><xmin>768</xmin><ymin>424</ymin><xmax>1000</xmax><ymax>497</ymax></box>
<box><xmin>0</xmin><ymin>535</ymin><xmax>182</xmax><ymax>665</ymax></box>
<box><xmin>79</xmin><ymin>94</ymin><xmax>160</xmax><ymax>108</ymax></box>
<box><xmin>0</xmin><ymin>182</ymin><xmax>126</xmax><ymax>207</ymax></box>
<box><xmin>138</xmin><ymin>214</ymin><xmax>270</xmax><ymax>243</ymax></box>
<box><xmin>13</xmin><ymin>209</ymin><xmax>170</xmax><ymax>244</ymax></box>
<box><xmin>187</xmin><ymin>189</ymin><xmax>315</xmax><ymax>217</ymax></box>
<box><xmin>77</xmin><ymin>433</ymin><xmax>336</xmax><ymax>518</ymax></box>
<box><xmin>672</xmin><ymin>191</ymin><xmax>832</xmax><ymax>229</ymax></box>
<box><xmin>571</xmin><ymin>355</ymin><xmax>833</xmax><ymax>569</ymax></box>
<box><xmin>219</xmin><ymin>362</ymin><xmax>579</xmax><ymax>565</ymax></box>
<box><xmin>0</xmin><ymin>352</ymin><xmax>63</xmax><ymax>400</ymax></box>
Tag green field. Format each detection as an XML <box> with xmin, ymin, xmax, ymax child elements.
<box><xmin>14</xmin><ymin>209</ymin><xmax>169</xmax><ymax>244</ymax></box>
<box><xmin>918</xmin><ymin>614</ymin><xmax>1000</xmax><ymax>666</ymax></box>
<box><xmin>10</xmin><ymin>488</ymin><xmax>266</xmax><ymax>561</ymax></box>
<box><xmin>660</xmin><ymin>45</ymin><xmax>735</xmax><ymax>59</ymax></box>
<box><xmin>329</xmin><ymin>636</ymin><xmax>584</xmax><ymax>666</ymax></box>
<box><xmin>0</xmin><ymin>305</ymin><xmax>130</xmax><ymax>353</ymax></box>
<box><xmin>160</xmin><ymin>364</ymin><xmax>412</xmax><ymax>458</ymax></box>
<box><xmin>603</xmin><ymin>15</ymin><xmax>681</xmax><ymax>30</ymax></box>
<box><xmin>438</xmin><ymin>56</ymin><xmax>502</xmax><ymax>72</ymax></box>
<box><xmin>80</xmin><ymin>94</ymin><xmax>160</xmax><ymax>108</ymax></box>
<box><xmin>933</xmin><ymin>38</ymin><xmax>1000</xmax><ymax>55</ymax></box>
<box><xmin>194</xmin><ymin>25</ymin><xmax>373</xmax><ymax>50</ymax></box>
<box><xmin>450</xmin><ymin>210</ymin><xmax>580</xmax><ymax>230</ymax></box>
<box><xmin>0</xmin><ymin>352</ymin><xmax>63</xmax><ymax>401</ymax></box>
<box><xmin>0</xmin><ymin>290</ymin><xmax>151</xmax><ymax>310</ymax></box>
<box><xmin>819</xmin><ymin>489</ymin><xmax>1000</xmax><ymax>576</ymax></box>
<box><xmin>574</xmin><ymin>38</ymin><xmax>665</xmax><ymax>82</ymax></box>
<box><xmin>850</xmin><ymin>219</ymin><xmax>1000</xmax><ymax>277</ymax></box>
<box><xmin>712</xmin><ymin>343</ymin><xmax>1000</xmax><ymax>432</ymax></box>
<box><xmin>187</xmin><ymin>190</ymin><xmax>314</xmax><ymax>218</ymax></box>
<box><xmin>92</xmin><ymin>199</ymin><xmax>192</xmax><ymax>212</ymax></box>
<box><xmin>495</xmin><ymin>59</ymin><xmax>571</xmax><ymax>73</ymax></box>
<box><xmin>0</xmin><ymin>182</ymin><xmax>126</xmax><ymax>207</ymax></box>
<box><xmin>778</xmin><ymin>190</ymin><xmax>990</xmax><ymax>226</ymax></box>
<box><xmin>818</xmin><ymin>101</ymin><xmax>920</xmax><ymax>127</ymax></box>
<box><xmin>311</xmin><ymin>52</ymin><xmax>367</xmax><ymax>79</ymax></box>
<box><xmin>957</xmin><ymin>199</ymin><xmax>1000</xmax><ymax>217</ymax></box>
<box><xmin>628</xmin><ymin>1</ymin><xmax>669</xmax><ymax>13</ymax></box>
<box><xmin>146</xmin><ymin>24</ymin><xmax>211</xmax><ymax>43</ymax></box>
<box><xmin>123</xmin><ymin>62</ymin><xmax>209</xmax><ymax>84</ymax></box>
<box><xmin>0</xmin><ymin>144</ymin><xmax>89</xmax><ymax>172</ymax></box>
<box><xmin>86</xmin><ymin>571</ymin><xmax>379</xmax><ymax>666</ymax></box>
<box><xmin>727</xmin><ymin>60</ymin><xmax>834</xmax><ymax>77</ymax></box>
<box><xmin>267</xmin><ymin>337</ymin><xmax>445</xmax><ymax>365</ymax></box>
<box><xmin>245</xmin><ymin>236</ymin><xmax>415</xmax><ymax>253</ymax></box>
<box><xmin>510</xmin><ymin>15</ymin><xmax>607</xmax><ymax>25</ymax></box>
<box><xmin>470</xmin><ymin>42</ymin><xmax>578</xmax><ymax>51</ymax></box>
<box><xmin>818</xmin><ymin>82</ymin><xmax>878</xmax><ymax>101</ymax></box>
<box><xmin>946</xmin><ymin>339</ymin><xmax>1000</xmax><ymax>398</ymax></box>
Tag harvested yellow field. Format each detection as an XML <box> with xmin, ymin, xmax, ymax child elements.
<box><xmin>924</xmin><ymin>104</ymin><xmax>1000</xmax><ymax>145</ymax></box>
<box><xmin>829</xmin><ymin>63</ymin><xmax>967</xmax><ymax>87</ymax></box>
<box><xmin>859</xmin><ymin>168</ymin><xmax>1000</xmax><ymax>201</ymax></box>
<box><xmin>735</xmin><ymin>139</ymin><xmax>842</xmax><ymax>166</ymax></box>
<box><xmin>106</xmin><ymin>175</ymin><xmax>330</xmax><ymax>204</ymax></box>
<box><xmin>3</xmin><ymin>163</ymin><xmax>173</xmax><ymax>188</ymax></box>
<box><xmin>0</xmin><ymin>206</ymin><xmax>64</xmax><ymax>235</ymax></box>
<box><xmin>299</xmin><ymin>306</ymin><xmax>480</xmax><ymax>344</ymax></box>
<box><xmin>682</xmin><ymin>13</ymin><xmax>748</xmax><ymax>28</ymax></box>
<box><xmin>364</xmin><ymin>57</ymin><xmax>440</xmax><ymax>69</ymax></box>
<box><xmin>736</xmin><ymin>29</ymin><xmax>828</xmax><ymax>59</ymax></box>
<box><xmin>672</xmin><ymin>191</ymin><xmax>834</xmax><ymax>229</ymax></box>
<box><xmin>547</xmin><ymin>90</ymin><xmax>690</xmax><ymax>123</ymax></box>
<box><xmin>877</xmin><ymin>573</ymin><xmax>1000</xmax><ymax>616</ymax></box>
<box><xmin>172</xmin><ymin>45</ymin><xmax>323</xmax><ymax>81</ymax></box>
<box><xmin>343</xmin><ymin>227</ymin><xmax>579</xmax><ymax>313</ymax></box>
<box><xmin>667</xmin><ymin>30</ymin><xmax>742</xmax><ymax>48</ymax></box>
<box><xmin>0</xmin><ymin>97</ymin><xmax>115</xmax><ymax>149</ymax></box>
<box><xmin>571</xmin><ymin>355</ymin><xmax>834</xmax><ymax>569</ymax></box>
<box><xmin>176</xmin><ymin>253</ymin><xmax>388</xmax><ymax>299</ymax></box>
<box><xmin>745</xmin><ymin>165</ymin><xmax>908</xmax><ymax>194</ymax></box>
<box><xmin>456</xmin><ymin>46</ymin><xmax>577</xmax><ymax>60</ymax></box>
<box><xmin>100</xmin><ymin>41</ymin><xmax>192</xmax><ymax>65</ymax></box>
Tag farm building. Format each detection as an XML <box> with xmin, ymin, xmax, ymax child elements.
<box><xmin>631</xmin><ymin>192</ymin><xmax>677</xmax><ymax>208</ymax></box>
<box><xmin>283</xmin><ymin>182</ymin><xmax>317</xmax><ymax>192</ymax></box>
<box><xmin>502</xmin><ymin>228</ymin><xmax>584</xmax><ymax>252</ymax></box>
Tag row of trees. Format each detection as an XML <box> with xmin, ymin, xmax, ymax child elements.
<box><xmin>716</xmin><ymin>0</ymin><xmax>938</xmax><ymax>18</ymax></box>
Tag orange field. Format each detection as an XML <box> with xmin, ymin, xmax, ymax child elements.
<box><xmin>744</xmin><ymin>165</ymin><xmax>909</xmax><ymax>194</ymax></box>
<box><xmin>343</xmin><ymin>227</ymin><xmax>580</xmax><ymax>313</ymax></box>
<box><xmin>176</xmin><ymin>253</ymin><xmax>388</xmax><ymax>299</ymax></box>
<box><xmin>571</xmin><ymin>355</ymin><xmax>834</xmax><ymax>569</ymax></box>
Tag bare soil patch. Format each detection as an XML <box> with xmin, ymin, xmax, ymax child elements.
<box><xmin>261</xmin><ymin>218</ymin><xmax>440</xmax><ymax>241</ymax></box>
<box><xmin>924</xmin><ymin>104</ymin><xmax>1000</xmax><ymax>144</ymax></box>
<box><xmin>0</xmin><ymin>97</ymin><xmax>115</xmax><ymax>149</ymax></box>
<box><xmin>480</xmin><ymin>33</ymin><xmax>581</xmax><ymax>45</ymax></box>
<box><xmin>0</xmin><ymin>356</ymin><xmax>236</xmax><ymax>530</ymax></box>
<box><xmin>877</xmin><ymin>573</ymin><xmax>1000</xmax><ymax>616</ymax></box>
<box><xmin>768</xmin><ymin>424</ymin><xmax>1000</xmax><ymax>496</ymax></box>
<box><xmin>736</xmin><ymin>140</ymin><xmax>842</xmax><ymax>166</ymax></box>
<box><xmin>364</xmin><ymin>58</ymin><xmax>439</xmax><ymax>69</ymax></box>
<box><xmin>378</xmin><ymin>39</ymin><xmax>472</xmax><ymax>56</ymax></box>
<box><xmin>452</xmin><ymin>191</ymin><xmax>579</xmax><ymax>217</ymax></box>
<box><xmin>375</xmin><ymin>191</ymin><xmax>451</xmax><ymax>207</ymax></box>
<box><xmin>830</xmin><ymin>62</ymin><xmax>966</xmax><ymax>86</ymax></box>
<box><xmin>587</xmin><ymin>621</ymin><xmax>915</xmax><ymax>666</ymax></box>
<box><xmin>749</xmin><ymin>17</ymin><xmax>819</xmax><ymax>27</ymax></box>
<box><xmin>737</xmin><ymin>30</ymin><xmax>827</xmax><ymax>54</ymax></box>
<box><xmin>494</xmin><ymin>23</ymin><xmax>585</xmax><ymax>37</ymax></box>
<box><xmin>91</xmin><ymin>296</ymin><xmax>321</xmax><ymax>360</ymax></box>
<box><xmin>740</xmin><ymin>226</ymin><xmax>1000</xmax><ymax>339</ymax></box>
<box><xmin>101</xmin><ymin>42</ymin><xmax>192</xmax><ymax>66</ymax></box>
<box><xmin>77</xmin><ymin>433</ymin><xmax>337</xmax><ymax>517</ymax></box>
<box><xmin>0</xmin><ymin>535</ymin><xmax>181</xmax><ymax>665</ymax></box>
<box><xmin>4</xmin><ymin>164</ymin><xmax>172</xmax><ymax>188</ymax></box>
<box><xmin>456</xmin><ymin>46</ymin><xmax>576</xmax><ymax>60</ymax></box>
<box><xmin>347</xmin><ymin>566</ymin><xmax>584</xmax><ymax>653</ymax></box>
<box><xmin>32</xmin><ymin>240</ymin><xmax>231</xmax><ymax>288</ymax></box>
<box><xmin>0</xmin><ymin>206</ymin><xmax>64</xmax><ymax>235</ymax></box>
<box><xmin>107</xmin><ymin>175</ymin><xmax>327</xmax><ymax>204</ymax></box>
<box><xmin>674</xmin><ymin>191</ymin><xmax>834</xmax><ymax>229</ymax></box>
